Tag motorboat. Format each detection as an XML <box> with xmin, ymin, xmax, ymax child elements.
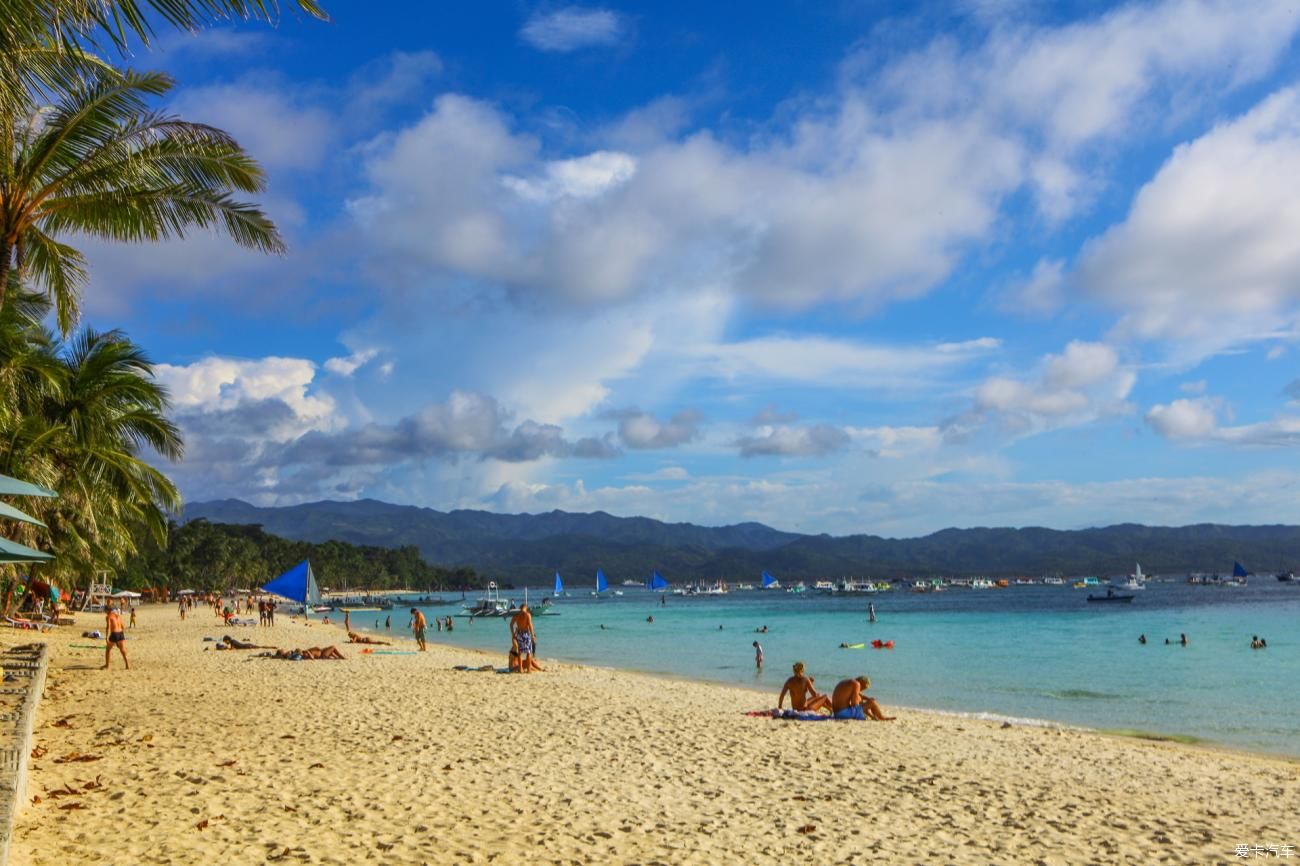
<box><xmin>1087</xmin><ymin>588</ymin><xmax>1135</xmax><ymax>603</ymax></box>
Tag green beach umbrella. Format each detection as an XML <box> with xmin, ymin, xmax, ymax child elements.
<box><xmin>0</xmin><ymin>501</ymin><xmax>46</xmax><ymax>528</ymax></box>
<box><xmin>0</xmin><ymin>473</ymin><xmax>56</xmax><ymax>498</ymax></box>
<box><xmin>0</xmin><ymin>536</ymin><xmax>54</xmax><ymax>564</ymax></box>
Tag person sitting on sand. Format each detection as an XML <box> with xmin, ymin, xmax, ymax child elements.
<box><xmin>347</xmin><ymin>631</ymin><xmax>391</xmax><ymax>646</ymax></box>
<box><xmin>778</xmin><ymin>662</ymin><xmax>831</xmax><ymax>713</ymax></box>
<box><xmin>831</xmin><ymin>676</ymin><xmax>895</xmax><ymax>721</ymax></box>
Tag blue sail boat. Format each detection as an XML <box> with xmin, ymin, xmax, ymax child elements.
<box><xmin>647</xmin><ymin>571</ymin><xmax>668</xmax><ymax>592</ymax></box>
<box><xmin>761</xmin><ymin>570</ymin><xmax>780</xmax><ymax>590</ymax></box>
<box><xmin>1229</xmin><ymin>561</ymin><xmax>1250</xmax><ymax>586</ymax></box>
<box><xmin>592</xmin><ymin>569</ymin><xmax>609</xmax><ymax>597</ymax></box>
<box><xmin>553</xmin><ymin>572</ymin><xmax>564</xmax><ymax>596</ymax></box>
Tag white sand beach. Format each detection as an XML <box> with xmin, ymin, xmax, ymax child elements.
<box><xmin>6</xmin><ymin>604</ymin><xmax>1298</xmax><ymax>865</ymax></box>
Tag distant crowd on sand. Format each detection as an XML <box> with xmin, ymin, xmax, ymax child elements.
<box><xmin>175</xmin><ymin>592</ymin><xmax>277</xmax><ymax>627</ymax></box>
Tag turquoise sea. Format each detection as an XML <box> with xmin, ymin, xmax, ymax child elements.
<box><xmin>369</xmin><ymin>580</ymin><xmax>1300</xmax><ymax>757</ymax></box>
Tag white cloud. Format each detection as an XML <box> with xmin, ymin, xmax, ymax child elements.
<box><xmin>1079</xmin><ymin>87</ymin><xmax>1300</xmax><ymax>359</ymax></box>
<box><xmin>1003</xmin><ymin>258</ymin><xmax>1066</xmax><ymax>315</ymax></box>
<box><xmin>693</xmin><ymin>336</ymin><xmax>999</xmax><ymax>389</ymax></box>
<box><xmin>471</xmin><ymin>466</ymin><xmax>1300</xmax><ymax>536</ymax></box>
<box><xmin>1179</xmin><ymin>380</ymin><xmax>1207</xmax><ymax>395</ymax></box>
<box><xmin>1146</xmin><ymin>397</ymin><xmax>1300</xmax><ymax>446</ymax></box>
<box><xmin>520</xmin><ymin>7</ymin><xmax>624</xmax><ymax>53</ymax></box>
<box><xmin>156</xmin><ymin>355</ymin><xmax>338</xmax><ymax>435</ymax></box>
<box><xmin>614</xmin><ymin>408</ymin><xmax>702</xmax><ymax>449</ymax></box>
<box><xmin>171</xmin><ymin>80</ymin><xmax>336</xmax><ymax>172</ymax></box>
<box><xmin>503</xmin><ymin>151</ymin><xmax>637</xmax><ymax>203</ymax></box>
<box><xmin>1145</xmin><ymin>397</ymin><xmax>1220</xmax><ymax>441</ymax></box>
<box><xmin>951</xmin><ymin>340</ymin><xmax>1135</xmax><ymax>438</ymax></box>
<box><xmin>736</xmin><ymin>424</ymin><xmax>852</xmax><ymax>458</ymax></box>
<box><xmin>347</xmin><ymin>2</ymin><xmax>1300</xmax><ymax>320</ymax></box>
<box><xmin>324</xmin><ymin>348</ymin><xmax>379</xmax><ymax>377</ymax></box>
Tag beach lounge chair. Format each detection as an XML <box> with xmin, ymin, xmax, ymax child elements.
<box><xmin>5</xmin><ymin>616</ymin><xmax>52</xmax><ymax>632</ymax></box>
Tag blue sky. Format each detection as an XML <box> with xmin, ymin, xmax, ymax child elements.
<box><xmin>84</xmin><ymin>0</ymin><xmax>1300</xmax><ymax>535</ymax></box>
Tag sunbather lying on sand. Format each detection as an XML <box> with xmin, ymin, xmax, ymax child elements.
<box><xmin>347</xmin><ymin>631</ymin><xmax>391</xmax><ymax>645</ymax></box>
<box><xmin>258</xmin><ymin>646</ymin><xmax>346</xmax><ymax>660</ymax></box>
<box><xmin>220</xmin><ymin>635</ymin><xmax>273</xmax><ymax>650</ymax></box>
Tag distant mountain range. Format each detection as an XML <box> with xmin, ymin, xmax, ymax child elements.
<box><xmin>183</xmin><ymin>499</ymin><xmax>1300</xmax><ymax>580</ymax></box>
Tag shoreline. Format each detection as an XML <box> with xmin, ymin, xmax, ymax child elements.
<box><xmin>354</xmin><ymin>615</ymin><xmax>1300</xmax><ymax>763</ymax></box>
<box><xmin>9</xmin><ymin>604</ymin><xmax>1299</xmax><ymax>865</ymax></box>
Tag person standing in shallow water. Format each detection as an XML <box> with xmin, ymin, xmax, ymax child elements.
<box><xmin>752</xmin><ymin>640</ymin><xmax>764</xmax><ymax>670</ymax></box>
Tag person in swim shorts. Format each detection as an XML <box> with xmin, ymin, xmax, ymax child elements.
<box><xmin>510</xmin><ymin>604</ymin><xmax>536</xmax><ymax>673</ymax></box>
<box><xmin>409</xmin><ymin>608</ymin><xmax>427</xmax><ymax>651</ymax></box>
<box><xmin>831</xmin><ymin>676</ymin><xmax>895</xmax><ymax>721</ymax></box>
<box><xmin>104</xmin><ymin>604</ymin><xmax>129</xmax><ymax>670</ymax></box>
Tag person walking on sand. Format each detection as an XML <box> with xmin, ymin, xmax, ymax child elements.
<box><xmin>129</xmin><ymin>605</ymin><xmax>137</xmax><ymax>629</ymax></box>
<box><xmin>777</xmin><ymin>662</ymin><xmax>831</xmax><ymax>713</ymax></box>
<box><xmin>753</xmin><ymin>640</ymin><xmax>764</xmax><ymax>670</ymax></box>
<box><xmin>831</xmin><ymin>676</ymin><xmax>895</xmax><ymax>721</ymax></box>
<box><xmin>510</xmin><ymin>604</ymin><xmax>536</xmax><ymax>673</ymax></box>
<box><xmin>103</xmin><ymin>605</ymin><xmax>129</xmax><ymax>670</ymax></box>
<box><xmin>409</xmin><ymin>608</ymin><xmax>427</xmax><ymax>651</ymax></box>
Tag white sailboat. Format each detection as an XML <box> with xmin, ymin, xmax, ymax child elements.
<box><xmin>1113</xmin><ymin>563</ymin><xmax>1146</xmax><ymax>591</ymax></box>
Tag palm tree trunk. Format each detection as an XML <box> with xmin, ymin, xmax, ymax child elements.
<box><xmin>0</xmin><ymin>239</ymin><xmax>10</xmax><ymax>312</ymax></box>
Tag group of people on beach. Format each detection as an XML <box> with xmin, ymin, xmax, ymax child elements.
<box><xmin>508</xmin><ymin>604</ymin><xmax>543</xmax><ymax>672</ymax></box>
<box><xmin>777</xmin><ymin>661</ymin><xmax>895</xmax><ymax>721</ymax></box>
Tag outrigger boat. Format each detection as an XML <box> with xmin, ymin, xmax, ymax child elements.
<box><xmin>1087</xmin><ymin>587</ymin><xmax>1135</xmax><ymax>603</ymax></box>
<box><xmin>462</xmin><ymin>582</ymin><xmax>514</xmax><ymax>617</ymax></box>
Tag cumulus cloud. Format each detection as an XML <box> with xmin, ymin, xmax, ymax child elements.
<box><xmin>156</xmin><ymin>356</ymin><xmax>338</xmax><ymax>434</ymax></box>
<box><xmin>520</xmin><ymin>7</ymin><xmax>624</xmax><ymax>52</ymax></box>
<box><xmin>737</xmin><ymin>424</ymin><xmax>852</xmax><ymax>458</ymax></box>
<box><xmin>611</xmin><ymin>408</ymin><xmax>702</xmax><ymax>449</ymax></box>
<box><xmin>280</xmin><ymin>391</ymin><xmax>621</xmax><ymax>467</ymax></box>
<box><xmin>502</xmin><ymin>151</ymin><xmax>637</xmax><ymax>202</ymax></box>
<box><xmin>342</xmin><ymin>1</ymin><xmax>1300</xmax><ymax>329</ymax></box>
<box><xmin>949</xmin><ymin>341</ymin><xmax>1135</xmax><ymax>438</ymax></box>
<box><xmin>1146</xmin><ymin>397</ymin><xmax>1300</xmax><ymax>446</ymax></box>
<box><xmin>1079</xmin><ymin>86</ymin><xmax>1300</xmax><ymax>358</ymax></box>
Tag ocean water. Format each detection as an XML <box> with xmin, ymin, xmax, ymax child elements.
<box><xmin>371</xmin><ymin>581</ymin><xmax>1300</xmax><ymax>757</ymax></box>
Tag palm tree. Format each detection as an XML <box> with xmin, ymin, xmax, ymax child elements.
<box><xmin>0</xmin><ymin>290</ymin><xmax>183</xmax><ymax>588</ymax></box>
<box><xmin>1</xmin><ymin>66</ymin><xmax>285</xmax><ymax>332</ymax></box>
<box><xmin>1</xmin><ymin>0</ymin><xmax>328</xmax><ymax>114</ymax></box>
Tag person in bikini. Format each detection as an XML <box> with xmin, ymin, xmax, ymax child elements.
<box><xmin>777</xmin><ymin>662</ymin><xmax>830</xmax><ymax>713</ymax></box>
<box><xmin>830</xmin><ymin>675</ymin><xmax>895</xmax><ymax>721</ymax></box>
<box><xmin>347</xmin><ymin>631</ymin><xmax>391</xmax><ymax>645</ymax></box>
